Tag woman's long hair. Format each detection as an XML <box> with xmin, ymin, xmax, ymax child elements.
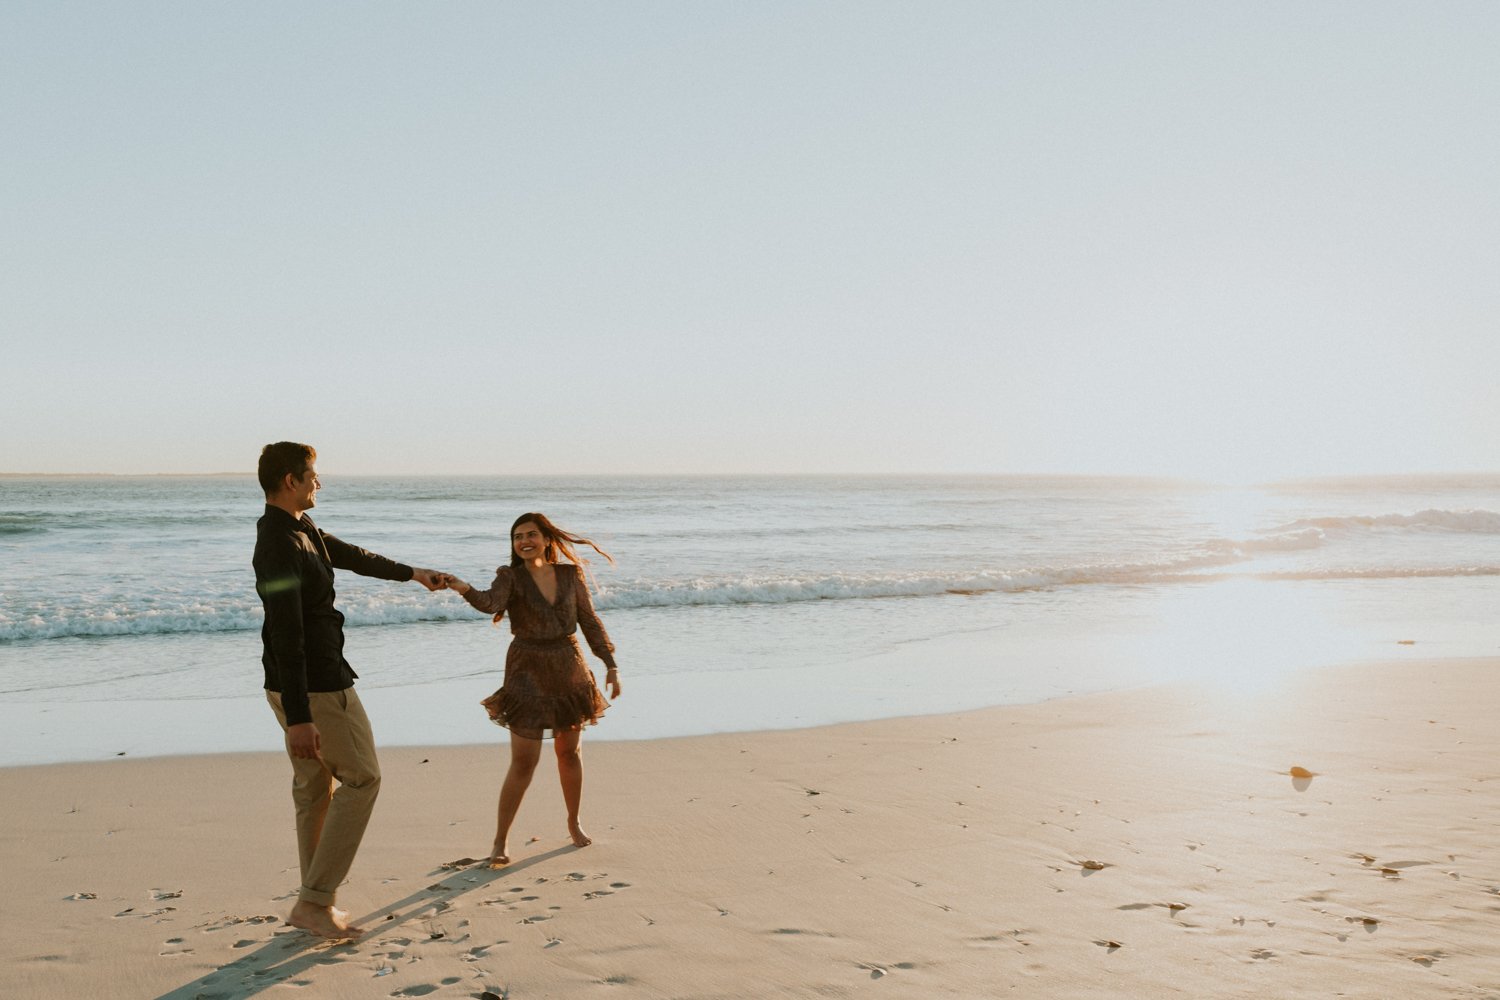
<box><xmin>509</xmin><ymin>512</ymin><xmax>614</xmax><ymax>570</ymax></box>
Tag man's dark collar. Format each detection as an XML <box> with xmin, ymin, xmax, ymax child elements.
<box><xmin>262</xmin><ymin>503</ymin><xmax>313</xmax><ymax>528</ymax></box>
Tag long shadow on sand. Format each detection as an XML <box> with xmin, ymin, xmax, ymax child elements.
<box><xmin>154</xmin><ymin>846</ymin><xmax>577</xmax><ymax>1000</ymax></box>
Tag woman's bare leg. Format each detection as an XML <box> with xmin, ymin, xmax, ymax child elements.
<box><xmin>493</xmin><ymin>734</ymin><xmax>542</xmax><ymax>864</ymax></box>
<box><xmin>554</xmin><ymin>729</ymin><xmax>591</xmax><ymax>847</ymax></box>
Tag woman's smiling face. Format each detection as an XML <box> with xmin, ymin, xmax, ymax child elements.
<box><xmin>512</xmin><ymin>521</ymin><xmax>546</xmax><ymax>562</ymax></box>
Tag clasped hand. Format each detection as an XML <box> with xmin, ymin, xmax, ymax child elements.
<box><xmin>411</xmin><ymin>568</ymin><xmax>466</xmax><ymax>593</ymax></box>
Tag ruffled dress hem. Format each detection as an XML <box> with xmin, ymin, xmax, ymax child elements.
<box><xmin>480</xmin><ymin>680</ymin><xmax>609</xmax><ymax>740</ymax></box>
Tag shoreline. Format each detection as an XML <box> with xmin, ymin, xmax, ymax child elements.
<box><xmin>7</xmin><ymin>655</ymin><xmax>1500</xmax><ymax>997</ymax></box>
<box><xmin>1</xmin><ymin>595</ymin><xmax>1451</xmax><ymax>769</ymax></box>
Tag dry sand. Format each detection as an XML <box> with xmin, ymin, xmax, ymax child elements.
<box><xmin>5</xmin><ymin>657</ymin><xmax>1500</xmax><ymax>998</ymax></box>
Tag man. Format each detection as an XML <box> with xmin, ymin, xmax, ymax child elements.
<box><xmin>253</xmin><ymin>441</ymin><xmax>445</xmax><ymax>939</ymax></box>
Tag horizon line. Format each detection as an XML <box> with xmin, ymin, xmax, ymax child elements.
<box><xmin>4</xmin><ymin>470</ymin><xmax>1500</xmax><ymax>485</ymax></box>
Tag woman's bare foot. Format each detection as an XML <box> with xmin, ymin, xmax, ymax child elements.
<box><xmin>488</xmin><ymin>839</ymin><xmax>510</xmax><ymax>867</ymax></box>
<box><xmin>287</xmin><ymin>900</ymin><xmax>362</xmax><ymax>939</ymax></box>
<box><xmin>568</xmin><ymin>821</ymin><xmax>592</xmax><ymax>848</ymax></box>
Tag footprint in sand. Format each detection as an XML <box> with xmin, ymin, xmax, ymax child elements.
<box><xmin>971</xmin><ymin>935</ymin><xmax>1023</xmax><ymax>950</ymax></box>
<box><xmin>205</xmin><ymin>914</ymin><xmax>278</xmax><ymax>933</ymax></box>
<box><xmin>1120</xmin><ymin>901</ymin><xmax>1191</xmax><ymax>918</ymax></box>
<box><xmin>1250</xmin><ymin>949</ymin><xmax>1274</xmax><ymax>960</ymax></box>
<box><xmin>858</xmin><ymin>959</ymin><xmax>912</xmax><ymax>977</ymax></box>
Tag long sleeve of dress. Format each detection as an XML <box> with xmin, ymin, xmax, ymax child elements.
<box><xmin>463</xmin><ymin>566</ymin><xmax>515</xmax><ymax>617</ymax></box>
<box><xmin>573</xmin><ymin>565</ymin><xmax>618</xmax><ymax>671</ymax></box>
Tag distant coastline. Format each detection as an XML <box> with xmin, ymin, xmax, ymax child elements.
<box><xmin>0</xmin><ymin>471</ymin><xmax>250</xmax><ymax>478</ymax></box>
<box><xmin>4</xmin><ymin>470</ymin><xmax>1500</xmax><ymax>486</ymax></box>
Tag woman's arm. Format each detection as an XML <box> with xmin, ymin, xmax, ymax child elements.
<box><xmin>449</xmin><ymin>566</ymin><xmax>514</xmax><ymax>617</ymax></box>
<box><xmin>573</xmin><ymin>565</ymin><xmax>619</xmax><ymax>691</ymax></box>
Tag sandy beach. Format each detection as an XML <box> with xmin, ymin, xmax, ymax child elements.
<box><xmin>5</xmin><ymin>656</ymin><xmax>1500</xmax><ymax>999</ymax></box>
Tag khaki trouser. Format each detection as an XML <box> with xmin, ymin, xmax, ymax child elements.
<box><xmin>266</xmin><ymin>687</ymin><xmax>381</xmax><ymax>906</ymax></box>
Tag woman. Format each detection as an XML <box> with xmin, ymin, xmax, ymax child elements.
<box><xmin>443</xmin><ymin>512</ymin><xmax>622</xmax><ymax>864</ymax></box>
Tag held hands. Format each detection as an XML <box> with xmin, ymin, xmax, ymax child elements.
<box><xmin>413</xmin><ymin>569</ymin><xmax>468</xmax><ymax>594</ymax></box>
<box><xmin>411</xmin><ymin>568</ymin><xmax>445</xmax><ymax>591</ymax></box>
<box><xmin>437</xmin><ymin>573</ymin><xmax>470</xmax><ymax>595</ymax></box>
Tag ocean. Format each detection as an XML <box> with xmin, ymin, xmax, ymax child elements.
<box><xmin>2</xmin><ymin>474</ymin><xmax>1497</xmax><ymax>765</ymax></box>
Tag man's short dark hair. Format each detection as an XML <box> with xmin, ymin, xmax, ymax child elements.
<box><xmin>259</xmin><ymin>442</ymin><xmax>317</xmax><ymax>496</ymax></box>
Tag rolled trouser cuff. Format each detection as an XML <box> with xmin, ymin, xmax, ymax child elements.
<box><xmin>298</xmin><ymin>885</ymin><xmax>337</xmax><ymax>906</ymax></box>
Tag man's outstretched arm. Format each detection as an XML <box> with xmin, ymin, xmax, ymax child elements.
<box><xmin>320</xmin><ymin>530</ymin><xmax>445</xmax><ymax>589</ymax></box>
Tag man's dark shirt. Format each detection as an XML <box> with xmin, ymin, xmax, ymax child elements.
<box><xmin>253</xmin><ymin>504</ymin><xmax>413</xmax><ymax>726</ymax></box>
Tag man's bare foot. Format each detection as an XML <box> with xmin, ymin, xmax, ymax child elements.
<box><xmin>488</xmin><ymin>839</ymin><xmax>510</xmax><ymax>867</ymax></box>
<box><xmin>568</xmin><ymin>821</ymin><xmax>592</xmax><ymax>848</ymax></box>
<box><xmin>287</xmin><ymin>900</ymin><xmax>363</xmax><ymax>939</ymax></box>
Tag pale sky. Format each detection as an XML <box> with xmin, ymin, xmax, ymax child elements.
<box><xmin>3</xmin><ymin>2</ymin><xmax>1497</xmax><ymax>482</ymax></box>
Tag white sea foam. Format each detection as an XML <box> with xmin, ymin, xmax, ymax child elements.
<box><xmin>1</xmin><ymin>538</ymin><xmax>1493</xmax><ymax>642</ymax></box>
<box><xmin>1255</xmin><ymin>565</ymin><xmax>1500</xmax><ymax>581</ymax></box>
<box><xmin>0</xmin><ymin>598</ymin><xmax>477</xmax><ymax>643</ymax></box>
<box><xmin>1268</xmin><ymin>508</ymin><xmax>1500</xmax><ymax>535</ymax></box>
